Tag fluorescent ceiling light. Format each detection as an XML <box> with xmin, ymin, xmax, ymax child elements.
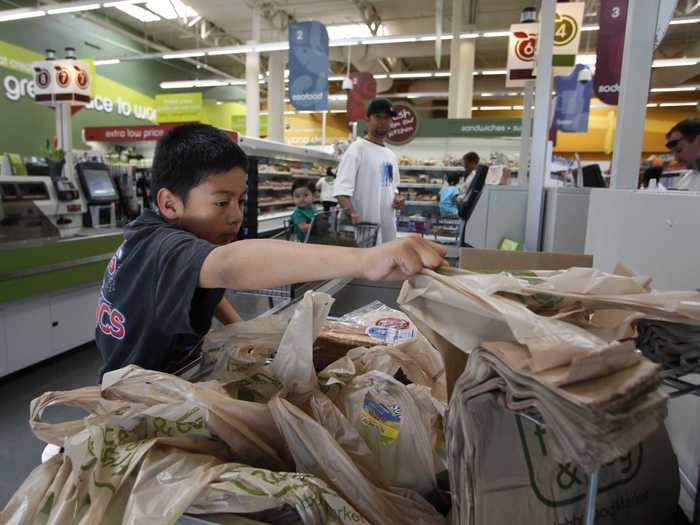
<box><xmin>478</xmin><ymin>69</ymin><xmax>507</xmax><ymax>76</ymax></box>
<box><xmin>669</xmin><ymin>16</ymin><xmax>700</xmax><ymax>25</ymax></box>
<box><xmin>228</xmin><ymin>80</ymin><xmax>246</xmax><ymax>86</ymax></box>
<box><xmin>363</xmin><ymin>36</ymin><xmax>419</xmax><ymax>44</ymax></box>
<box><xmin>330</xmin><ymin>109</ymin><xmax>346</xmax><ymax>113</ymax></box>
<box><xmin>653</xmin><ymin>58</ymin><xmax>700</xmax><ymax>68</ymax></box>
<box><xmin>163</xmin><ymin>50</ymin><xmax>205</xmax><ymax>59</ymax></box>
<box><xmin>480</xmin><ymin>92</ymin><xmax>494</xmax><ymax>97</ymax></box>
<box><xmin>94</xmin><ymin>58</ymin><xmax>121</xmax><ymax>65</ymax></box>
<box><xmin>208</xmin><ymin>46</ymin><xmax>252</xmax><ymax>56</ymax></box>
<box><xmin>115</xmin><ymin>3</ymin><xmax>160</xmax><ymax>21</ymax></box>
<box><xmin>103</xmin><ymin>0</ymin><xmax>147</xmax><ymax>6</ymax></box>
<box><xmin>481</xmin><ymin>30</ymin><xmax>510</xmax><ymax>38</ymax></box>
<box><xmin>659</xmin><ymin>102</ymin><xmax>697</xmax><ymax>107</ymax></box>
<box><xmin>327</xmin><ymin>23</ymin><xmax>376</xmax><ymax>40</ymax></box>
<box><xmin>373</xmin><ymin>74</ymin><xmax>389</xmax><ymax>79</ymax></box>
<box><xmin>160</xmin><ymin>80</ymin><xmax>196</xmax><ymax>89</ymax></box>
<box><xmin>256</xmin><ymin>42</ymin><xmax>289</xmax><ymax>52</ymax></box>
<box><xmin>581</xmin><ymin>24</ymin><xmax>599</xmax><ymax>31</ymax></box>
<box><xmin>512</xmin><ymin>105</ymin><xmax>524</xmax><ymax>110</ymax></box>
<box><xmin>329</xmin><ymin>39</ymin><xmax>360</xmax><ymax>47</ymax></box>
<box><xmin>418</xmin><ymin>36</ymin><xmax>436</xmax><ymax>42</ymax></box>
<box><xmin>328</xmin><ymin>75</ymin><xmax>345</xmax><ymax>81</ymax></box>
<box><xmin>507</xmin><ymin>92</ymin><xmax>521</xmax><ymax>96</ymax></box>
<box><xmin>194</xmin><ymin>79</ymin><xmax>229</xmax><ymax>87</ymax></box>
<box><xmin>479</xmin><ymin>105</ymin><xmax>511</xmax><ymax>110</ymax></box>
<box><xmin>647</xmin><ymin>103</ymin><xmax>659</xmax><ymax>107</ymax></box>
<box><xmin>433</xmin><ymin>72</ymin><xmax>451</xmax><ymax>77</ymax></box>
<box><xmin>460</xmin><ymin>32</ymin><xmax>479</xmax><ymax>39</ymax></box>
<box><xmin>390</xmin><ymin>72</ymin><xmax>433</xmax><ymax>78</ymax></box>
<box><xmin>187</xmin><ymin>14</ymin><xmax>201</xmax><ymax>26</ymax></box>
<box><xmin>47</xmin><ymin>3</ymin><xmax>100</xmax><ymax>15</ymax></box>
<box><xmin>650</xmin><ymin>86</ymin><xmax>698</xmax><ymax>92</ymax></box>
<box><xmin>0</xmin><ymin>8</ymin><xmax>45</xmax><ymax>21</ymax></box>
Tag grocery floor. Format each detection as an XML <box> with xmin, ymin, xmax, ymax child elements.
<box><xmin>0</xmin><ymin>343</ymin><xmax>101</xmax><ymax>508</ymax></box>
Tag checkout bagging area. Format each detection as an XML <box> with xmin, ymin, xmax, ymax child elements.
<box><xmin>2</xmin><ymin>1</ymin><xmax>700</xmax><ymax>524</ymax></box>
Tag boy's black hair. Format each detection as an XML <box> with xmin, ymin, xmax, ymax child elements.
<box><xmin>152</xmin><ymin>123</ymin><xmax>248</xmax><ymax>204</ymax></box>
<box><xmin>666</xmin><ymin>118</ymin><xmax>700</xmax><ymax>141</ymax></box>
<box><xmin>291</xmin><ymin>178</ymin><xmax>315</xmax><ymax>195</ymax></box>
<box><xmin>446</xmin><ymin>173</ymin><xmax>460</xmax><ymax>186</ymax></box>
<box><xmin>325</xmin><ymin>166</ymin><xmax>336</xmax><ymax>178</ymax></box>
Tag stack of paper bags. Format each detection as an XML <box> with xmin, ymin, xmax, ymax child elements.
<box><xmin>398</xmin><ymin>265</ymin><xmax>700</xmax><ymax>468</ymax></box>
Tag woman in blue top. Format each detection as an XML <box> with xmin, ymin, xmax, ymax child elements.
<box><xmin>439</xmin><ymin>173</ymin><xmax>461</xmax><ymax>216</ymax></box>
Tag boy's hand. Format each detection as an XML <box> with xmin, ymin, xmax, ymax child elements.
<box><xmin>361</xmin><ymin>236</ymin><xmax>447</xmax><ymax>281</ymax></box>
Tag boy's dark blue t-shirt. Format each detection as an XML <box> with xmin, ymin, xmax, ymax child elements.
<box><xmin>96</xmin><ymin>210</ymin><xmax>225</xmax><ymax>378</ymax></box>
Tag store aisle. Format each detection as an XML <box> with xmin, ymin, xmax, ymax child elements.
<box><xmin>0</xmin><ymin>343</ymin><xmax>102</xmax><ymax>509</ymax></box>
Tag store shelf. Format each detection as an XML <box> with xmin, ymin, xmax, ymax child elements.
<box><xmin>399</xmin><ymin>165</ymin><xmax>463</xmax><ymax>172</ymax></box>
<box><xmin>258</xmin><ymin>170</ymin><xmax>293</xmax><ymax>176</ymax></box>
<box><xmin>398</xmin><ymin>183</ymin><xmax>442</xmax><ymax>189</ymax></box>
<box><xmin>258</xmin><ymin>200</ymin><xmax>295</xmax><ymax>208</ymax></box>
<box><xmin>259</xmin><ymin>171</ymin><xmax>321</xmax><ymax>179</ymax></box>
<box><xmin>404</xmin><ymin>200</ymin><xmax>439</xmax><ymax>206</ymax></box>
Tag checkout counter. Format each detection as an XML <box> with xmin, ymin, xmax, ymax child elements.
<box><xmin>463</xmin><ymin>185</ymin><xmax>591</xmax><ymax>253</ymax></box>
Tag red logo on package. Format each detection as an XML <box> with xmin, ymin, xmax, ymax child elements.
<box><xmin>375</xmin><ymin>317</ymin><xmax>410</xmax><ymax>330</ymax></box>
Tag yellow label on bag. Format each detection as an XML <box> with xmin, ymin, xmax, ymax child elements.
<box><xmin>360</xmin><ymin>397</ymin><xmax>401</xmax><ymax>445</ymax></box>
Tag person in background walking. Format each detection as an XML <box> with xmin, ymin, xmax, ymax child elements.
<box><xmin>316</xmin><ymin>167</ymin><xmax>337</xmax><ymax>212</ymax></box>
<box><xmin>334</xmin><ymin>98</ymin><xmax>403</xmax><ymax>244</ymax></box>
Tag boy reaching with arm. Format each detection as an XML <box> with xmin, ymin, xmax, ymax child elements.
<box><xmin>96</xmin><ymin>124</ymin><xmax>445</xmax><ymax>379</ymax></box>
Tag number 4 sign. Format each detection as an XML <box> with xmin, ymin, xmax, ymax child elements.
<box><xmin>552</xmin><ymin>1</ymin><xmax>585</xmax><ymax>74</ymax></box>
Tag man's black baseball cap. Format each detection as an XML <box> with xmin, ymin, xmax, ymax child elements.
<box><xmin>367</xmin><ymin>97</ymin><xmax>397</xmax><ymax>117</ymax></box>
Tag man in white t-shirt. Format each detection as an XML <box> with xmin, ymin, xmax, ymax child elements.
<box><xmin>665</xmin><ymin>118</ymin><xmax>700</xmax><ymax>190</ymax></box>
<box><xmin>334</xmin><ymin>98</ymin><xmax>402</xmax><ymax>243</ymax></box>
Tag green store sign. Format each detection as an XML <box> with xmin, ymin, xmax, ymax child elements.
<box><xmin>0</xmin><ymin>40</ymin><xmax>157</xmax><ymax>122</ymax></box>
<box><xmin>359</xmin><ymin>116</ymin><xmax>523</xmax><ymax>139</ymax></box>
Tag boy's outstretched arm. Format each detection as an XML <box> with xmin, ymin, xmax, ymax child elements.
<box><xmin>198</xmin><ymin>236</ymin><xmax>446</xmax><ymax>290</ymax></box>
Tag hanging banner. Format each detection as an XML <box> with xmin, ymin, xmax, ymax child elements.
<box><xmin>593</xmin><ymin>0</ymin><xmax>628</xmax><ymax>105</ymax></box>
<box><xmin>552</xmin><ymin>1</ymin><xmax>585</xmax><ymax>74</ymax></box>
<box><xmin>288</xmin><ymin>21</ymin><xmax>329</xmax><ymax>111</ymax></box>
<box><xmin>346</xmin><ymin>72</ymin><xmax>377</xmax><ymax>122</ymax></box>
<box><xmin>386</xmin><ymin>102</ymin><xmax>419</xmax><ymax>145</ymax></box>
<box><xmin>506</xmin><ymin>23</ymin><xmax>539</xmax><ymax>87</ymax></box>
<box><xmin>554</xmin><ymin>64</ymin><xmax>593</xmax><ymax>132</ymax></box>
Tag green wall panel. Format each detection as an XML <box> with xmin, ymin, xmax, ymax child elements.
<box><xmin>0</xmin><ymin>262</ymin><xmax>106</xmax><ymax>304</ymax></box>
<box><xmin>0</xmin><ymin>234</ymin><xmax>123</xmax><ymax>273</ymax></box>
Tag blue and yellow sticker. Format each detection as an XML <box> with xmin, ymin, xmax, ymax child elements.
<box><xmin>360</xmin><ymin>397</ymin><xmax>401</xmax><ymax>445</ymax></box>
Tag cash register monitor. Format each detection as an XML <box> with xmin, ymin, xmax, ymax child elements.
<box><xmin>76</xmin><ymin>162</ymin><xmax>118</xmax><ymax>203</ymax></box>
<box><xmin>581</xmin><ymin>164</ymin><xmax>606</xmax><ymax>188</ymax></box>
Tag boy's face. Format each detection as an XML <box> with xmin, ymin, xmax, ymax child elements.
<box><xmin>169</xmin><ymin>167</ymin><xmax>247</xmax><ymax>245</ymax></box>
<box><xmin>292</xmin><ymin>186</ymin><xmax>314</xmax><ymax>208</ymax></box>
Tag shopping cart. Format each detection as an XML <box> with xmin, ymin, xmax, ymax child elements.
<box><xmin>235</xmin><ymin>209</ymin><xmax>379</xmax><ymax>301</ymax></box>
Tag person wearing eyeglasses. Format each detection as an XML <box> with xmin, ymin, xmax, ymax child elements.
<box><xmin>665</xmin><ymin>118</ymin><xmax>700</xmax><ymax>190</ymax></box>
